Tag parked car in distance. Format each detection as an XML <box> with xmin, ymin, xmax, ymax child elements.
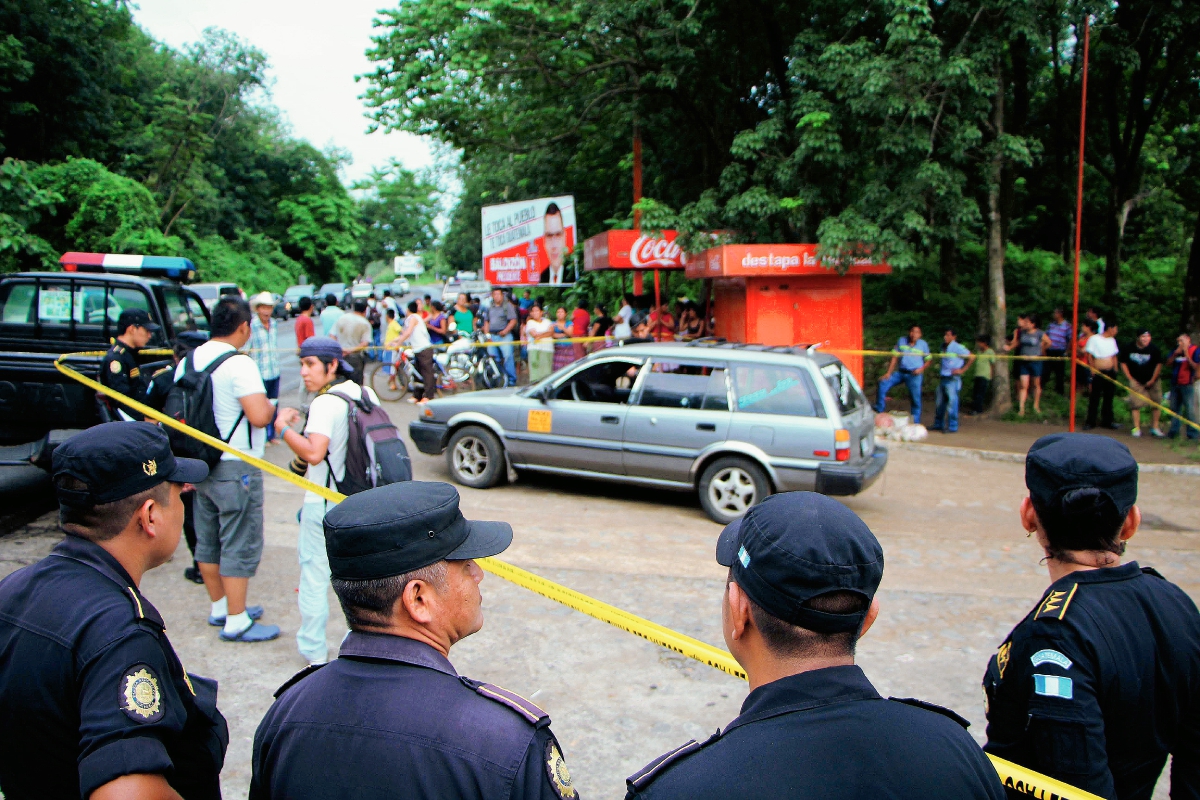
<box><xmin>315</xmin><ymin>282</ymin><xmax>347</xmax><ymax>309</ymax></box>
<box><xmin>408</xmin><ymin>341</ymin><xmax>887</xmax><ymax>523</ymax></box>
<box><xmin>282</xmin><ymin>284</ymin><xmax>315</xmax><ymax>317</ymax></box>
<box><xmin>191</xmin><ymin>282</ymin><xmax>243</xmax><ymax>312</ymax></box>
<box><xmin>350</xmin><ymin>282</ymin><xmax>375</xmax><ymax>303</ymax></box>
<box><xmin>441</xmin><ymin>277</ymin><xmax>490</xmax><ymax>304</ymax></box>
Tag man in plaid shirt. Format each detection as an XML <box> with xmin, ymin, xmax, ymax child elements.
<box><xmin>249</xmin><ymin>293</ymin><xmax>281</xmax><ymax>441</ymax></box>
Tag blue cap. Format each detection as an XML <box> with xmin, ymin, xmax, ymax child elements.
<box><xmin>1026</xmin><ymin>433</ymin><xmax>1138</xmax><ymax>519</ymax></box>
<box><xmin>299</xmin><ymin>335</ymin><xmax>354</xmax><ymax>375</ymax></box>
<box><xmin>53</xmin><ymin>422</ymin><xmax>208</xmax><ymax>507</ymax></box>
<box><xmin>716</xmin><ymin>492</ymin><xmax>883</xmax><ymax>633</ymax></box>
<box><xmin>323</xmin><ymin>482</ymin><xmax>513</xmax><ymax>580</ymax></box>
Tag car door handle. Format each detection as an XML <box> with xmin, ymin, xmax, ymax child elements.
<box><xmin>601</xmin><ymin>415</ymin><xmax>620</xmax><ymax>424</ymax></box>
<box><xmin>696</xmin><ymin>423</ymin><xmax>717</xmax><ymax>431</ymax></box>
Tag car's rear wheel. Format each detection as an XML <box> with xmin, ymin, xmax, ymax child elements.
<box><xmin>698</xmin><ymin>457</ymin><xmax>770</xmax><ymax>524</ymax></box>
<box><xmin>446</xmin><ymin>426</ymin><xmax>504</xmax><ymax>488</ymax></box>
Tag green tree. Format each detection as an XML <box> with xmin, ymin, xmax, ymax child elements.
<box><xmin>355</xmin><ymin>160</ymin><xmax>439</xmax><ymax>267</ymax></box>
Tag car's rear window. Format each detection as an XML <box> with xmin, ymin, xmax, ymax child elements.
<box><xmin>638</xmin><ymin>362</ymin><xmax>728</xmax><ymax>410</ymax></box>
<box><xmin>732</xmin><ymin>364</ymin><xmax>820</xmax><ymax>417</ymax></box>
<box><xmin>819</xmin><ymin>362</ymin><xmax>867</xmax><ymax>416</ymax></box>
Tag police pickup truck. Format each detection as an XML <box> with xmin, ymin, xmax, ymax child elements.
<box><xmin>0</xmin><ymin>253</ymin><xmax>210</xmax><ymax>446</ymax></box>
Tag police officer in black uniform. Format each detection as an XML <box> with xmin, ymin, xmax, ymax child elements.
<box><xmin>0</xmin><ymin>422</ymin><xmax>228</xmax><ymax>800</ymax></box>
<box><xmin>99</xmin><ymin>308</ymin><xmax>160</xmax><ymax>421</ymax></box>
<box><xmin>625</xmin><ymin>492</ymin><xmax>1005</xmax><ymax>799</ymax></box>
<box><xmin>983</xmin><ymin>433</ymin><xmax>1200</xmax><ymax>798</ymax></box>
<box><xmin>251</xmin><ymin>481</ymin><xmax>578</xmax><ymax>800</ymax></box>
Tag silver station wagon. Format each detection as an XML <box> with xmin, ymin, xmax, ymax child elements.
<box><xmin>408</xmin><ymin>341</ymin><xmax>887</xmax><ymax>523</ymax></box>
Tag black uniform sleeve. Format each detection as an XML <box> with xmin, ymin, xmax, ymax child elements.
<box><xmin>1171</xmin><ymin>699</ymin><xmax>1200</xmax><ymax>800</ymax></box>
<box><xmin>76</xmin><ymin>630</ymin><xmax>190</xmax><ymax>797</ymax></box>
<box><xmin>101</xmin><ymin>351</ymin><xmax>148</xmax><ymax>420</ymax></box>
<box><xmin>998</xmin><ymin>627</ymin><xmax>1113</xmax><ymax>798</ymax></box>
<box><xmin>510</xmin><ymin>726</ymin><xmax>579</xmax><ymax>800</ymax></box>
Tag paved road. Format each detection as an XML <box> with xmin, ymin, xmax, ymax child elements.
<box><xmin>3</xmin><ymin>374</ymin><xmax>1195</xmax><ymax>797</ymax></box>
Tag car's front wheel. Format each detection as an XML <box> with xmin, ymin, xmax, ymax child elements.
<box><xmin>698</xmin><ymin>457</ymin><xmax>770</xmax><ymax>524</ymax></box>
<box><xmin>446</xmin><ymin>426</ymin><xmax>504</xmax><ymax>489</ymax></box>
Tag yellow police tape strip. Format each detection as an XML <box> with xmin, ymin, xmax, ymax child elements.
<box><xmin>1084</xmin><ymin>363</ymin><xmax>1200</xmax><ymax>435</ymax></box>
<box><xmin>55</xmin><ymin>351</ymin><xmax>1100</xmax><ymax>797</ymax></box>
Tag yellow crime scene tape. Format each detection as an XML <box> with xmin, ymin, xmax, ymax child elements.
<box><xmin>821</xmin><ymin>347</ymin><xmax>1200</xmax><ymax>435</ymax></box>
<box><xmin>55</xmin><ymin>350</ymin><xmax>1104</xmax><ymax>797</ymax></box>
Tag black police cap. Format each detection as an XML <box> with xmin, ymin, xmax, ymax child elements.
<box><xmin>716</xmin><ymin>492</ymin><xmax>883</xmax><ymax>634</ymax></box>
<box><xmin>117</xmin><ymin>308</ymin><xmax>161</xmax><ymax>333</ymax></box>
<box><xmin>53</xmin><ymin>422</ymin><xmax>208</xmax><ymax>507</ymax></box>
<box><xmin>323</xmin><ymin>481</ymin><xmax>513</xmax><ymax>581</ymax></box>
<box><xmin>175</xmin><ymin>330</ymin><xmax>208</xmax><ymax>349</ymax></box>
<box><xmin>1026</xmin><ymin>433</ymin><xmax>1138</xmax><ymax>518</ymax></box>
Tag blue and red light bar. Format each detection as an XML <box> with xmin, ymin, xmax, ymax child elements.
<box><xmin>58</xmin><ymin>252</ymin><xmax>196</xmax><ymax>282</ymax></box>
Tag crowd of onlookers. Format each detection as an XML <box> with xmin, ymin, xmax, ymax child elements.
<box><xmin>299</xmin><ymin>286</ymin><xmax>717</xmax><ymax>397</ymax></box>
<box><xmin>875</xmin><ymin>306</ymin><xmax>1200</xmax><ymax>440</ymax></box>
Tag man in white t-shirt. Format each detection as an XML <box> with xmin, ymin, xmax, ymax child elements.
<box><xmin>1084</xmin><ymin>315</ymin><xmax>1121</xmax><ymax>430</ymax></box>
<box><xmin>178</xmin><ymin>297</ymin><xmax>281</xmax><ymax>643</ymax></box>
<box><xmin>612</xmin><ymin>292</ymin><xmax>635</xmax><ymax>339</ymax></box>
<box><xmin>274</xmin><ymin>336</ymin><xmax>382</xmax><ymax>665</ymax></box>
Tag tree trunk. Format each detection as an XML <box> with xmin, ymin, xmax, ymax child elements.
<box><xmin>988</xmin><ymin>70</ymin><xmax>1012</xmax><ymax>417</ymax></box>
<box><xmin>1183</xmin><ymin>210</ymin><xmax>1200</xmax><ymax>336</ymax></box>
<box><xmin>939</xmin><ymin>238</ymin><xmax>958</xmax><ymax>291</ymax></box>
<box><xmin>1104</xmin><ymin>190</ymin><xmax>1123</xmax><ymax>300</ymax></box>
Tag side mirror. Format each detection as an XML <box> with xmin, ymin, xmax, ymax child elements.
<box><xmin>538</xmin><ymin>385</ymin><xmax>550</xmax><ymax>403</ymax></box>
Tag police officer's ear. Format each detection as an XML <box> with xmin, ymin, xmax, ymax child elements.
<box><xmin>1119</xmin><ymin>505</ymin><xmax>1141</xmax><ymax>543</ymax></box>
<box><xmin>859</xmin><ymin>598</ymin><xmax>880</xmax><ymax>639</ymax></box>
<box><xmin>1019</xmin><ymin>497</ymin><xmax>1043</xmax><ymax>543</ymax></box>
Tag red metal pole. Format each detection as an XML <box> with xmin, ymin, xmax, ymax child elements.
<box><xmin>632</xmin><ymin>126</ymin><xmax>644</xmax><ymax>297</ymax></box>
<box><xmin>1069</xmin><ymin>16</ymin><xmax>1090</xmax><ymax>432</ymax></box>
<box><xmin>653</xmin><ymin>269</ymin><xmax>662</xmax><ymax>340</ymax></box>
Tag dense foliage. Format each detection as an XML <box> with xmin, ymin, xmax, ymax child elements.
<box><xmin>0</xmin><ymin>0</ymin><xmax>438</xmax><ymax>290</ymax></box>
<box><xmin>364</xmin><ymin>0</ymin><xmax>1200</xmax><ymax>343</ymax></box>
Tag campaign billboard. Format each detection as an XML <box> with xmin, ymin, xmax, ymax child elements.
<box><xmin>481</xmin><ymin>196</ymin><xmax>577</xmax><ymax>285</ymax></box>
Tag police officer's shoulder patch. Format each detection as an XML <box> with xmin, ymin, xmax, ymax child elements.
<box><xmin>467</xmin><ymin>680</ymin><xmax>548</xmax><ymax>726</ymax></box>
<box><xmin>273</xmin><ymin>662</ymin><xmax>326</xmax><ymax>698</ymax></box>
<box><xmin>109</xmin><ymin>360</ymin><xmax>122</xmax><ymax>374</ymax></box>
<box><xmin>994</xmin><ymin>640</ymin><xmax>1012</xmax><ymax>679</ymax></box>
<box><xmin>889</xmin><ymin>696</ymin><xmax>971</xmax><ymax>729</ymax></box>
<box><xmin>627</xmin><ymin>731</ymin><xmax>720</xmax><ymax>793</ymax></box>
<box><xmin>544</xmin><ymin>738</ymin><xmax>577</xmax><ymax>799</ymax></box>
<box><xmin>1034</xmin><ymin>584</ymin><xmax>1078</xmax><ymax>621</ymax></box>
<box><xmin>119</xmin><ymin>663</ymin><xmax>164</xmax><ymax>723</ymax></box>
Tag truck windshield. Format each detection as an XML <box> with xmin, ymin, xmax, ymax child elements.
<box><xmin>819</xmin><ymin>362</ymin><xmax>867</xmax><ymax>416</ymax></box>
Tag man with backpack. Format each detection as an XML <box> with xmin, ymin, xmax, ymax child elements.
<box><xmin>170</xmin><ymin>297</ymin><xmax>280</xmax><ymax>643</ymax></box>
<box><xmin>274</xmin><ymin>336</ymin><xmax>410</xmax><ymax>665</ymax></box>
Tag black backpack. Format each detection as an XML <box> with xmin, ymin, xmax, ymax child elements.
<box><xmin>163</xmin><ymin>351</ymin><xmax>248</xmax><ymax>468</ymax></box>
<box><xmin>323</xmin><ymin>387</ymin><xmax>411</xmax><ymax>495</ymax></box>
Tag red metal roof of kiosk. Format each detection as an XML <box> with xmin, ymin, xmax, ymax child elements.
<box><xmin>685</xmin><ymin>243</ymin><xmax>890</xmax><ymax>279</ymax></box>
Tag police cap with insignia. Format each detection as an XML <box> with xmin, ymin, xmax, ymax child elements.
<box><xmin>116</xmin><ymin>308</ymin><xmax>161</xmax><ymax>333</ymax></box>
<box><xmin>52</xmin><ymin>422</ymin><xmax>208</xmax><ymax>507</ymax></box>
<box><xmin>1026</xmin><ymin>433</ymin><xmax>1137</xmax><ymax>534</ymax></box>
<box><xmin>716</xmin><ymin>492</ymin><xmax>883</xmax><ymax>633</ymax></box>
<box><xmin>323</xmin><ymin>481</ymin><xmax>513</xmax><ymax>580</ymax></box>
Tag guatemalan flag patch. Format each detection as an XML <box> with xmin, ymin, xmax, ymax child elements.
<box><xmin>1033</xmin><ymin>674</ymin><xmax>1073</xmax><ymax>700</ymax></box>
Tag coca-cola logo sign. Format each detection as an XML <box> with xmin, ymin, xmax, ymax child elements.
<box><xmin>629</xmin><ymin>235</ymin><xmax>686</xmax><ymax>268</ymax></box>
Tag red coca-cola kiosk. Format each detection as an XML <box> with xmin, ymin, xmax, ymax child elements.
<box><xmin>685</xmin><ymin>244</ymin><xmax>890</xmax><ymax>383</ymax></box>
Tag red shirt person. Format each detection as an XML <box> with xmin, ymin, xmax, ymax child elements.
<box><xmin>294</xmin><ymin>297</ymin><xmax>315</xmax><ymax>346</ymax></box>
<box><xmin>571</xmin><ymin>303</ymin><xmax>591</xmax><ymax>360</ymax></box>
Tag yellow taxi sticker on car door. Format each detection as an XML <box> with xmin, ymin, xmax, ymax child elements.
<box><xmin>527</xmin><ymin>409</ymin><xmax>552</xmax><ymax>433</ymax></box>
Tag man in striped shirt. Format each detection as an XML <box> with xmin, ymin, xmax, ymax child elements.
<box><xmin>1045</xmin><ymin>307</ymin><xmax>1072</xmax><ymax>394</ymax></box>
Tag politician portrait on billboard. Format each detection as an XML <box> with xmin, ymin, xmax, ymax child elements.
<box><xmin>482</xmin><ymin>196</ymin><xmax>577</xmax><ymax>285</ymax></box>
